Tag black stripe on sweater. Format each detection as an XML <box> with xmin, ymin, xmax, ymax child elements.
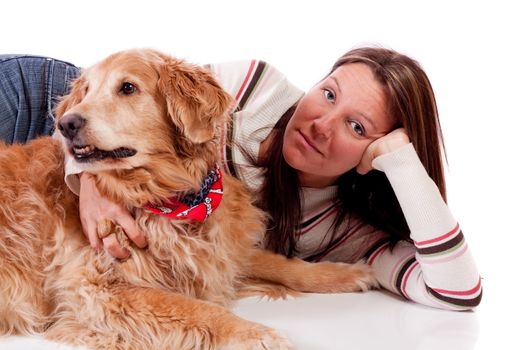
<box><xmin>303</xmin><ymin>222</ymin><xmax>365</xmax><ymax>262</ymax></box>
<box><xmin>417</xmin><ymin>231</ymin><xmax>464</xmax><ymax>256</ymax></box>
<box><xmin>225</xmin><ymin>121</ymin><xmax>237</xmax><ymax>177</ymax></box>
<box><xmin>236</xmin><ymin>61</ymin><xmax>267</xmax><ymax>112</ymax></box>
<box><xmin>299</xmin><ymin>203</ymin><xmax>338</xmax><ymax>229</ymax></box>
<box><xmin>363</xmin><ymin>238</ymin><xmax>391</xmax><ymax>259</ymax></box>
<box><xmin>426</xmin><ymin>285</ymin><xmax>483</xmax><ymax>308</ymax></box>
<box><xmin>395</xmin><ymin>257</ymin><xmax>417</xmax><ymax>299</ymax></box>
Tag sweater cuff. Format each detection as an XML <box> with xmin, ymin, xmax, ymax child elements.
<box><xmin>64</xmin><ymin>155</ymin><xmax>82</xmax><ymax>196</ymax></box>
<box><xmin>371</xmin><ymin>144</ymin><xmax>456</xmax><ymax>239</ymax></box>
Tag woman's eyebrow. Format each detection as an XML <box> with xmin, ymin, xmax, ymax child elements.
<box><xmin>329</xmin><ymin>75</ymin><xmax>377</xmax><ymax>131</ymax></box>
<box><xmin>329</xmin><ymin>75</ymin><xmax>341</xmax><ymax>92</ymax></box>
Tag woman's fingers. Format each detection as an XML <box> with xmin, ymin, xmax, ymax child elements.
<box><xmin>81</xmin><ymin>214</ymin><xmax>102</xmax><ymax>251</ymax></box>
<box><xmin>79</xmin><ymin>174</ymin><xmax>103</xmax><ymax>250</ymax></box>
<box><xmin>356</xmin><ymin>128</ymin><xmax>410</xmax><ymax>175</ymax></box>
<box><xmin>356</xmin><ymin>146</ymin><xmax>375</xmax><ymax>175</ymax></box>
<box><xmin>102</xmin><ymin>233</ymin><xmax>130</xmax><ymax>260</ymax></box>
<box><xmin>116</xmin><ymin>213</ymin><xmax>148</xmax><ymax>248</ymax></box>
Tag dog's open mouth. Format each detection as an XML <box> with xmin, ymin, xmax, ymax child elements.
<box><xmin>72</xmin><ymin>145</ymin><xmax>137</xmax><ymax>162</ymax></box>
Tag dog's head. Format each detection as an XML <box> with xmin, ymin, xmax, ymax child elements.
<box><xmin>55</xmin><ymin>49</ymin><xmax>231</xmax><ymax>200</ymax></box>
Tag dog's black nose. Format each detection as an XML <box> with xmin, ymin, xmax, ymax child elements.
<box><xmin>58</xmin><ymin>113</ymin><xmax>86</xmax><ymax>140</ymax></box>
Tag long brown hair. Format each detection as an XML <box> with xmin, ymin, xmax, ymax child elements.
<box><xmin>261</xmin><ymin>47</ymin><xmax>447</xmax><ymax>258</ymax></box>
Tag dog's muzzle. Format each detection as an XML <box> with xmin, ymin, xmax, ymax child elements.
<box><xmin>58</xmin><ymin>113</ymin><xmax>137</xmax><ymax>162</ymax></box>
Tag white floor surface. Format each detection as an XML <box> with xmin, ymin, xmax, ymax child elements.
<box><xmin>0</xmin><ymin>277</ymin><xmax>519</xmax><ymax>349</ymax></box>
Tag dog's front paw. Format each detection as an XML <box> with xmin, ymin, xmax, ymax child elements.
<box><xmin>336</xmin><ymin>261</ymin><xmax>379</xmax><ymax>292</ymax></box>
<box><xmin>219</xmin><ymin>324</ymin><xmax>293</xmax><ymax>350</ymax></box>
<box><xmin>306</xmin><ymin>261</ymin><xmax>379</xmax><ymax>293</ymax></box>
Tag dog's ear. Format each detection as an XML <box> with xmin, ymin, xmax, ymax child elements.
<box><xmin>54</xmin><ymin>76</ymin><xmax>86</xmax><ymax>120</ymax></box>
<box><xmin>158</xmin><ymin>59</ymin><xmax>232</xmax><ymax>144</ymax></box>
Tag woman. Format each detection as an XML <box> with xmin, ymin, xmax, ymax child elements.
<box><xmin>0</xmin><ymin>47</ymin><xmax>482</xmax><ymax>310</ymax></box>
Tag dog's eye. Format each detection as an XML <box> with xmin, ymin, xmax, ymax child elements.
<box><xmin>120</xmin><ymin>82</ymin><xmax>137</xmax><ymax>95</ymax></box>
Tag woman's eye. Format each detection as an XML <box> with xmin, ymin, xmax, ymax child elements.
<box><xmin>120</xmin><ymin>82</ymin><xmax>137</xmax><ymax>95</ymax></box>
<box><xmin>349</xmin><ymin>120</ymin><xmax>365</xmax><ymax>136</ymax></box>
<box><xmin>323</xmin><ymin>89</ymin><xmax>335</xmax><ymax>102</ymax></box>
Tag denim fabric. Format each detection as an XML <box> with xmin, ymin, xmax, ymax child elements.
<box><xmin>0</xmin><ymin>55</ymin><xmax>81</xmax><ymax>144</ymax></box>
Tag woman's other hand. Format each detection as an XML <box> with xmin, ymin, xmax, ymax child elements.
<box><xmin>356</xmin><ymin>128</ymin><xmax>410</xmax><ymax>175</ymax></box>
<box><xmin>79</xmin><ymin>172</ymin><xmax>148</xmax><ymax>258</ymax></box>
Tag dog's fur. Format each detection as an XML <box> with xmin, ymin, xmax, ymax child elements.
<box><xmin>0</xmin><ymin>49</ymin><xmax>376</xmax><ymax>349</ymax></box>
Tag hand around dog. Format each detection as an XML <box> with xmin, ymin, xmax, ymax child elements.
<box><xmin>356</xmin><ymin>128</ymin><xmax>410</xmax><ymax>175</ymax></box>
<box><xmin>79</xmin><ymin>172</ymin><xmax>147</xmax><ymax>258</ymax></box>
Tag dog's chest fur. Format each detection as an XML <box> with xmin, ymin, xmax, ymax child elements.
<box><xmin>114</xmin><ymin>215</ymin><xmax>244</xmax><ymax>306</ymax></box>
<box><xmin>47</xmin><ymin>173</ymin><xmax>262</xmax><ymax>311</ymax></box>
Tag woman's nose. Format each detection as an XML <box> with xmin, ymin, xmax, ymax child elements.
<box><xmin>312</xmin><ymin>114</ymin><xmax>335</xmax><ymax>138</ymax></box>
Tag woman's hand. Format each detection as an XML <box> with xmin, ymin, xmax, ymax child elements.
<box><xmin>356</xmin><ymin>128</ymin><xmax>410</xmax><ymax>175</ymax></box>
<box><xmin>79</xmin><ymin>172</ymin><xmax>148</xmax><ymax>259</ymax></box>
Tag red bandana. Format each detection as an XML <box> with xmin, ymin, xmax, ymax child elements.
<box><xmin>144</xmin><ymin>165</ymin><xmax>223</xmax><ymax>222</ymax></box>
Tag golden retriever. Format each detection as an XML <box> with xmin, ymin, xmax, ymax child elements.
<box><xmin>0</xmin><ymin>49</ymin><xmax>376</xmax><ymax>349</ymax></box>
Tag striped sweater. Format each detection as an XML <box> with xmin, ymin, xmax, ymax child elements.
<box><xmin>65</xmin><ymin>59</ymin><xmax>482</xmax><ymax>310</ymax></box>
<box><xmin>208</xmin><ymin>60</ymin><xmax>482</xmax><ymax>310</ymax></box>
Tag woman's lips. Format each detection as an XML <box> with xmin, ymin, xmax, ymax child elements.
<box><xmin>298</xmin><ymin>130</ymin><xmax>323</xmax><ymax>155</ymax></box>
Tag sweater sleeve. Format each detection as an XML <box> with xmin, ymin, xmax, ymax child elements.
<box><xmin>64</xmin><ymin>156</ymin><xmax>82</xmax><ymax>195</ymax></box>
<box><xmin>366</xmin><ymin>143</ymin><xmax>482</xmax><ymax>310</ymax></box>
<box><xmin>53</xmin><ymin>128</ymin><xmax>82</xmax><ymax>196</ymax></box>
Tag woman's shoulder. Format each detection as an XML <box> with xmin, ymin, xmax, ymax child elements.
<box><xmin>207</xmin><ymin>59</ymin><xmax>283</xmax><ymax>83</ymax></box>
<box><xmin>214</xmin><ymin>60</ymin><xmax>303</xmax><ymax>191</ymax></box>
<box><xmin>207</xmin><ymin>60</ymin><xmax>303</xmax><ymax>105</ymax></box>
<box><xmin>212</xmin><ymin>58</ymin><xmax>303</xmax><ymax>153</ymax></box>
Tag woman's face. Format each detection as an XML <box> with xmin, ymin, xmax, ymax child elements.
<box><xmin>283</xmin><ymin>63</ymin><xmax>396</xmax><ymax>187</ymax></box>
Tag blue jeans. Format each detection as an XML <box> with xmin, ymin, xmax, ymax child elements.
<box><xmin>0</xmin><ymin>55</ymin><xmax>81</xmax><ymax>144</ymax></box>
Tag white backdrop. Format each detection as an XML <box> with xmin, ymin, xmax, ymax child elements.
<box><xmin>2</xmin><ymin>0</ymin><xmax>524</xmax><ymax>348</ymax></box>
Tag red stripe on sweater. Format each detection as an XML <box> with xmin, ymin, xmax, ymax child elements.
<box><xmin>367</xmin><ymin>243</ymin><xmax>389</xmax><ymax>265</ymax></box>
<box><xmin>415</xmin><ymin>223</ymin><xmax>460</xmax><ymax>247</ymax></box>
<box><xmin>431</xmin><ymin>278</ymin><xmax>482</xmax><ymax>296</ymax></box>
<box><xmin>235</xmin><ymin>60</ymin><xmax>256</xmax><ymax>102</ymax></box>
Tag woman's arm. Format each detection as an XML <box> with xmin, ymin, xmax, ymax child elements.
<box><xmin>360</xmin><ymin>131</ymin><xmax>482</xmax><ymax>310</ymax></box>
